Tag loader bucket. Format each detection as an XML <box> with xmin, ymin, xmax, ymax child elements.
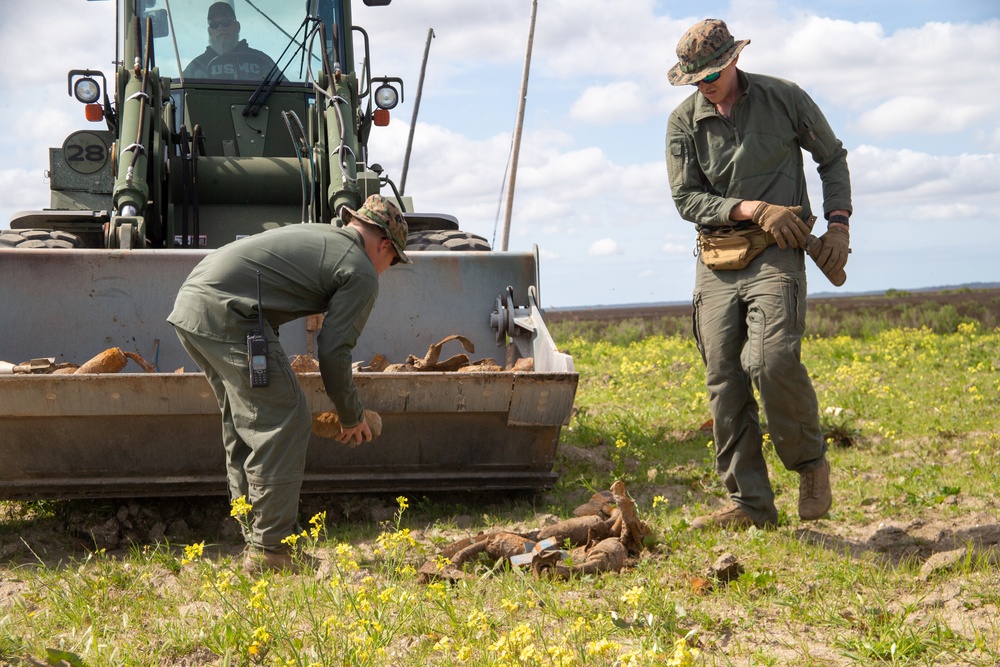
<box><xmin>0</xmin><ymin>248</ymin><xmax>577</xmax><ymax>499</ymax></box>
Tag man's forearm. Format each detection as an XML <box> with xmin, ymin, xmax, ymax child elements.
<box><xmin>729</xmin><ymin>200</ymin><xmax>762</xmax><ymax>222</ymax></box>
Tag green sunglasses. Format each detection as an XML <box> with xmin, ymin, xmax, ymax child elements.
<box><xmin>692</xmin><ymin>71</ymin><xmax>721</xmax><ymax>86</ymax></box>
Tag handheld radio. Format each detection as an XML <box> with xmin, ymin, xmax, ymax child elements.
<box><xmin>247</xmin><ymin>270</ymin><xmax>269</xmax><ymax>387</ymax></box>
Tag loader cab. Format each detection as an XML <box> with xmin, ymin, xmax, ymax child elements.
<box><xmin>134</xmin><ymin>0</ymin><xmax>352</xmax><ymax>86</ymax></box>
<box><xmin>134</xmin><ymin>0</ymin><xmax>349</xmax><ymax>159</ymax></box>
<box><xmin>114</xmin><ymin>0</ymin><xmax>397</xmax><ymax>248</ymax></box>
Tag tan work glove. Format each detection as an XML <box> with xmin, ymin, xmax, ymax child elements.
<box><xmin>751</xmin><ymin>202</ymin><xmax>810</xmax><ymax>249</ymax></box>
<box><xmin>816</xmin><ymin>224</ymin><xmax>850</xmax><ymax>276</ymax></box>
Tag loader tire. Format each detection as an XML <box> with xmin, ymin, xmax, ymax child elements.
<box><xmin>406</xmin><ymin>230</ymin><xmax>491</xmax><ymax>252</ymax></box>
<box><xmin>0</xmin><ymin>229</ymin><xmax>82</xmax><ymax>249</ymax></box>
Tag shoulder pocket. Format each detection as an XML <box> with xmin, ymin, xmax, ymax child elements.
<box><xmin>667</xmin><ymin>140</ymin><xmax>688</xmax><ymax>188</ymax></box>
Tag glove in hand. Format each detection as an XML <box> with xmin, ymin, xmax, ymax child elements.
<box><xmin>751</xmin><ymin>202</ymin><xmax>810</xmax><ymax>249</ymax></box>
<box><xmin>817</xmin><ymin>224</ymin><xmax>850</xmax><ymax>275</ymax></box>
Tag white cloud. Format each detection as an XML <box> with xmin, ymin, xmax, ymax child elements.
<box><xmin>662</xmin><ymin>242</ymin><xmax>688</xmax><ymax>254</ymax></box>
<box><xmin>589</xmin><ymin>238</ymin><xmax>621</xmax><ymax>256</ymax></box>
<box><xmin>740</xmin><ymin>13</ymin><xmax>1000</xmax><ymax>139</ymax></box>
<box><xmin>856</xmin><ymin>97</ymin><xmax>989</xmax><ymax>136</ymax></box>
<box><xmin>911</xmin><ymin>203</ymin><xmax>981</xmax><ymax>220</ymax></box>
<box><xmin>0</xmin><ymin>168</ymin><xmax>50</xmax><ymax>214</ymax></box>
<box><xmin>850</xmin><ymin>146</ymin><xmax>1000</xmax><ymax>206</ymax></box>
<box><xmin>570</xmin><ymin>81</ymin><xmax>646</xmax><ymax>124</ymax></box>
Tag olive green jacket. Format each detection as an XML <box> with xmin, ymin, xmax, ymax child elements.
<box><xmin>168</xmin><ymin>224</ymin><xmax>378</xmax><ymax>426</ymax></box>
<box><xmin>666</xmin><ymin>70</ymin><xmax>852</xmax><ymax>229</ymax></box>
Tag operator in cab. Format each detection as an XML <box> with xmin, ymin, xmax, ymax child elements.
<box><xmin>182</xmin><ymin>2</ymin><xmax>278</xmax><ymax>80</ymax></box>
<box><xmin>167</xmin><ymin>195</ymin><xmax>410</xmax><ymax>575</ymax></box>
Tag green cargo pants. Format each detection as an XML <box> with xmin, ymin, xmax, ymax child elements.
<box><xmin>174</xmin><ymin>326</ymin><xmax>311</xmax><ymax>552</ymax></box>
<box><xmin>692</xmin><ymin>244</ymin><xmax>826</xmax><ymax>526</ymax></box>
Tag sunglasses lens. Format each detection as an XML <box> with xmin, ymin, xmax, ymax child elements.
<box><xmin>209</xmin><ymin>20</ymin><xmax>234</xmax><ymax>29</ymax></box>
<box><xmin>702</xmin><ymin>71</ymin><xmax>721</xmax><ymax>84</ymax></box>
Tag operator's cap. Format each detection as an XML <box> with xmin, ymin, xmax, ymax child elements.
<box><xmin>341</xmin><ymin>194</ymin><xmax>411</xmax><ymax>264</ymax></box>
<box><xmin>667</xmin><ymin>19</ymin><xmax>749</xmax><ymax>86</ymax></box>
<box><xmin>207</xmin><ymin>2</ymin><xmax>236</xmax><ymax>20</ymax></box>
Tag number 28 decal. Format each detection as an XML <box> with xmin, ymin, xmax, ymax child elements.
<box><xmin>62</xmin><ymin>131</ymin><xmax>109</xmax><ymax>175</ymax></box>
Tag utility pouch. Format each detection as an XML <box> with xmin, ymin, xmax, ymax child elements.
<box><xmin>698</xmin><ymin>227</ymin><xmax>775</xmax><ymax>270</ymax></box>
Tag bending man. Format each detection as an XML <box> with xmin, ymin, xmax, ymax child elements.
<box><xmin>168</xmin><ymin>195</ymin><xmax>409</xmax><ymax>572</ymax></box>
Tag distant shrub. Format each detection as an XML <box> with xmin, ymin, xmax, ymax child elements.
<box><xmin>551</xmin><ymin>290</ymin><xmax>1000</xmax><ymax>344</ymax></box>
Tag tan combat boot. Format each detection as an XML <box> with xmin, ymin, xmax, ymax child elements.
<box><xmin>798</xmin><ymin>458</ymin><xmax>832</xmax><ymax>520</ymax></box>
<box><xmin>243</xmin><ymin>548</ymin><xmax>317</xmax><ymax>575</ymax></box>
<box><xmin>690</xmin><ymin>503</ymin><xmax>755</xmax><ymax>530</ymax></box>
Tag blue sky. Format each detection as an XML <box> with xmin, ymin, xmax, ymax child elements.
<box><xmin>1</xmin><ymin>0</ymin><xmax>998</xmax><ymax>307</ymax></box>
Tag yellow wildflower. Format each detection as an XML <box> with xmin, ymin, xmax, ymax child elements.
<box><xmin>181</xmin><ymin>541</ymin><xmax>204</xmax><ymax>565</ymax></box>
<box><xmin>621</xmin><ymin>585</ymin><xmax>644</xmax><ymax>606</ymax></box>
<box><xmin>230</xmin><ymin>495</ymin><xmax>253</xmax><ymax>517</ymax></box>
<box><xmin>666</xmin><ymin>636</ymin><xmax>701</xmax><ymax>667</ymax></box>
<box><xmin>432</xmin><ymin>636</ymin><xmax>452</xmax><ymax>653</ymax></box>
<box><xmin>309</xmin><ymin>511</ymin><xmax>326</xmax><ymax>539</ymax></box>
<box><xmin>586</xmin><ymin>638</ymin><xmax>619</xmax><ymax>656</ymax></box>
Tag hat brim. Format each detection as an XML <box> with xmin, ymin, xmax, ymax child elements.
<box><xmin>389</xmin><ymin>241</ymin><xmax>412</xmax><ymax>264</ymax></box>
<box><xmin>341</xmin><ymin>206</ymin><xmax>412</xmax><ymax>264</ymax></box>
<box><xmin>667</xmin><ymin>38</ymin><xmax>749</xmax><ymax>86</ymax></box>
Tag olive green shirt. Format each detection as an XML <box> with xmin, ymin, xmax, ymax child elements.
<box><xmin>168</xmin><ymin>224</ymin><xmax>378</xmax><ymax>426</ymax></box>
<box><xmin>666</xmin><ymin>70</ymin><xmax>852</xmax><ymax>229</ymax></box>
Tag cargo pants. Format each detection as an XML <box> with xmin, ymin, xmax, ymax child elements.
<box><xmin>692</xmin><ymin>244</ymin><xmax>826</xmax><ymax>526</ymax></box>
<box><xmin>174</xmin><ymin>326</ymin><xmax>311</xmax><ymax>552</ymax></box>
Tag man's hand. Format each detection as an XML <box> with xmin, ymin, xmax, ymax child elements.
<box><xmin>336</xmin><ymin>417</ymin><xmax>373</xmax><ymax>448</ymax></box>
<box><xmin>751</xmin><ymin>202</ymin><xmax>811</xmax><ymax>249</ymax></box>
<box><xmin>817</xmin><ymin>224</ymin><xmax>850</xmax><ymax>275</ymax></box>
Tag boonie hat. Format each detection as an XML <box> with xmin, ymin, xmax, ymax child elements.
<box><xmin>667</xmin><ymin>19</ymin><xmax>749</xmax><ymax>86</ymax></box>
<box><xmin>341</xmin><ymin>194</ymin><xmax>411</xmax><ymax>264</ymax></box>
<box><xmin>207</xmin><ymin>2</ymin><xmax>236</xmax><ymax>20</ymax></box>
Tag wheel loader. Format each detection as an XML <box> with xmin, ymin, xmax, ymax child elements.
<box><xmin>0</xmin><ymin>0</ymin><xmax>577</xmax><ymax>499</ymax></box>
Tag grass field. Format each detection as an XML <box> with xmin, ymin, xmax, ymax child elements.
<box><xmin>2</xmin><ymin>289</ymin><xmax>999</xmax><ymax>666</ymax></box>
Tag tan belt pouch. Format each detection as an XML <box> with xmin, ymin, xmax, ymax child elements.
<box><xmin>698</xmin><ymin>227</ymin><xmax>776</xmax><ymax>270</ymax></box>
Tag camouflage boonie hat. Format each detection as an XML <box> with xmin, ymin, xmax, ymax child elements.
<box><xmin>341</xmin><ymin>194</ymin><xmax>411</xmax><ymax>264</ymax></box>
<box><xmin>667</xmin><ymin>19</ymin><xmax>749</xmax><ymax>86</ymax></box>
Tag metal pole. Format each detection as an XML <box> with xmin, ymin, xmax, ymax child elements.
<box><xmin>501</xmin><ymin>0</ymin><xmax>537</xmax><ymax>251</ymax></box>
<box><xmin>400</xmin><ymin>28</ymin><xmax>435</xmax><ymax>196</ymax></box>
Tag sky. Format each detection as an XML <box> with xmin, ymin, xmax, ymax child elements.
<box><xmin>1</xmin><ymin>0</ymin><xmax>998</xmax><ymax>308</ymax></box>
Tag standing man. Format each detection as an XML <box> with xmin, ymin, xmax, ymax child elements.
<box><xmin>168</xmin><ymin>195</ymin><xmax>409</xmax><ymax>573</ymax></box>
<box><xmin>665</xmin><ymin>19</ymin><xmax>851</xmax><ymax>529</ymax></box>
<box><xmin>183</xmin><ymin>2</ymin><xmax>278</xmax><ymax>80</ymax></box>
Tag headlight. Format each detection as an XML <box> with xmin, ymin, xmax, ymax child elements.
<box><xmin>74</xmin><ymin>77</ymin><xmax>101</xmax><ymax>104</ymax></box>
<box><xmin>374</xmin><ymin>83</ymin><xmax>399</xmax><ymax>110</ymax></box>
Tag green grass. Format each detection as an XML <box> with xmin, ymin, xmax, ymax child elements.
<box><xmin>2</xmin><ymin>307</ymin><xmax>999</xmax><ymax>666</ymax></box>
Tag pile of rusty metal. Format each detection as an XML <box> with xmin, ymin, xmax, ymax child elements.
<box><xmin>3</xmin><ymin>347</ymin><xmax>157</xmax><ymax>374</ymax></box>
<box><xmin>417</xmin><ymin>480</ymin><xmax>650</xmax><ymax>582</ymax></box>
<box><xmin>357</xmin><ymin>334</ymin><xmax>534</xmax><ymax>373</ymax></box>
